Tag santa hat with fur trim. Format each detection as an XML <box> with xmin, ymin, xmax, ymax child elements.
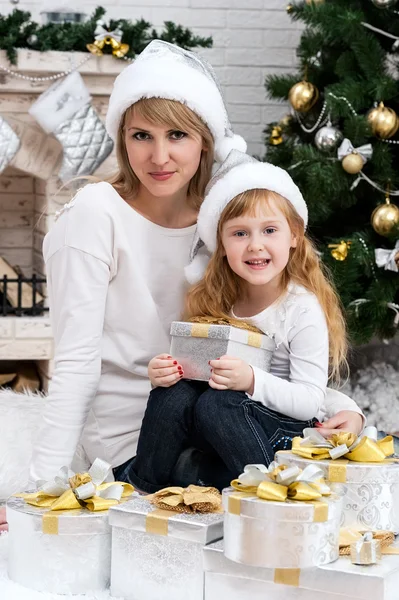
<box><xmin>106</xmin><ymin>40</ymin><xmax>246</xmax><ymax>163</ymax></box>
<box><xmin>185</xmin><ymin>150</ymin><xmax>308</xmax><ymax>284</ymax></box>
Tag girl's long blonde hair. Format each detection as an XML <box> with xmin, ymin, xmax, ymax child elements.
<box><xmin>108</xmin><ymin>97</ymin><xmax>214</xmax><ymax>210</ymax></box>
<box><xmin>184</xmin><ymin>188</ymin><xmax>348</xmax><ymax>382</ymax></box>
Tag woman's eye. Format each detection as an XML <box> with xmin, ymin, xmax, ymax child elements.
<box><xmin>169</xmin><ymin>131</ymin><xmax>187</xmax><ymax>140</ymax></box>
<box><xmin>133</xmin><ymin>132</ymin><xmax>150</xmax><ymax>141</ymax></box>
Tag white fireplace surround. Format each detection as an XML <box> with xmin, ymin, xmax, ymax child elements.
<box><xmin>0</xmin><ymin>49</ymin><xmax>124</xmax><ymax>386</ymax></box>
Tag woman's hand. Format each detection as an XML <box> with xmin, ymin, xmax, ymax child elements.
<box><xmin>0</xmin><ymin>507</ymin><xmax>8</xmax><ymax>533</ymax></box>
<box><xmin>209</xmin><ymin>356</ymin><xmax>254</xmax><ymax>394</ymax></box>
<box><xmin>148</xmin><ymin>354</ymin><xmax>183</xmax><ymax>387</ymax></box>
<box><xmin>316</xmin><ymin>410</ymin><xmax>364</xmax><ymax>438</ymax></box>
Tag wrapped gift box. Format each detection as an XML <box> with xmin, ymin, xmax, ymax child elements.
<box><xmin>223</xmin><ymin>487</ymin><xmax>342</xmax><ymax>569</ymax></box>
<box><xmin>170</xmin><ymin>321</ymin><xmax>275</xmax><ymax>381</ymax></box>
<box><xmin>109</xmin><ymin>494</ymin><xmax>223</xmax><ymax>600</ymax></box>
<box><xmin>204</xmin><ymin>539</ymin><xmax>399</xmax><ymax>600</ymax></box>
<box><xmin>276</xmin><ymin>451</ymin><xmax>399</xmax><ymax>533</ymax></box>
<box><xmin>6</xmin><ymin>496</ymin><xmax>111</xmax><ymax>594</ymax></box>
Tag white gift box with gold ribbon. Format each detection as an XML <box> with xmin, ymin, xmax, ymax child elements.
<box><xmin>276</xmin><ymin>445</ymin><xmax>399</xmax><ymax>533</ymax></box>
<box><xmin>7</xmin><ymin>496</ymin><xmax>111</xmax><ymax>594</ymax></box>
<box><xmin>223</xmin><ymin>484</ymin><xmax>342</xmax><ymax>569</ymax></box>
<box><xmin>203</xmin><ymin>539</ymin><xmax>399</xmax><ymax>600</ymax></box>
<box><xmin>109</xmin><ymin>494</ymin><xmax>223</xmax><ymax>600</ymax></box>
<box><xmin>169</xmin><ymin>320</ymin><xmax>275</xmax><ymax>381</ymax></box>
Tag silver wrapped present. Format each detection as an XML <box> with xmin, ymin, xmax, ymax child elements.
<box><xmin>170</xmin><ymin>321</ymin><xmax>275</xmax><ymax>381</ymax></box>
<box><xmin>276</xmin><ymin>451</ymin><xmax>399</xmax><ymax>533</ymax></box>
<box><xmin>109</xmin><ymin>494</ymin><xmax>223</xmax><ymax>600</ymax></box>
<box><xmin>223</xmin><ymin>486</ymin><xmax>342</xmax><ymax>569</ymax></box>
<box><xmin>6</xmin><ymin>496</ymin><xmax>111</xmax><ymax>594</ymax></box>
<box><xmin>204</xmin><ymin>539</ymin><xmax>399</xmax><ymax>600</ymax></box>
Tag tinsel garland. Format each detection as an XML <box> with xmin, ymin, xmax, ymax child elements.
<box><xmin>0</xmin><ymin>7</ymin><xmax>212</xmax><ymax>64</ymax></box>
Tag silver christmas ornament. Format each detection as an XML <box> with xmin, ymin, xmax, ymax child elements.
<box><xmin>9</xmin><ymin>0</ymin><xmax>20</xmax><ymax>4</ymax></box>
<box><xmin>371</xmin><ymin>0</ymin><xmax>398</xmax><ymax>8</ymax></box>
<box><xmin>27</xmin><ymin>34</ymin><xmax>38</xmax><ymax>45</ymax></box>
<box><xmin>314</xmin><ymin>124</ymin><xmax>343</xmax><ymax>152</ymax></box>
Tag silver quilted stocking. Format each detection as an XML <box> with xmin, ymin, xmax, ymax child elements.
<box><xmin>0</xmin><ymin>116</ymin><xmax>20</xmax><ymax>174</ymax></box>
<box><xmin>55</xmin><ymin>103</ymin><xmax>114</xmax><ymax>182</ymax></box>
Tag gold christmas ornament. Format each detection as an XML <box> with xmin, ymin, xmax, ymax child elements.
<box><xmin>371</xmin><ymin>197</ymin><xmax>399</xmax><ymax>236</ymax></box>
<box><xmin>342</xmin><ymin>152</ymin><xmax>364</xmax><ymax>174</ymax></box>
<box><xmin>328</xmin><ymin>241</ymin><xmax>352</xmax><ymax>261</ymax></box>
<box><xmin>305</xmin><ymin>0</ymin><xmax>325</xmax><ymax>4</ymax></box>
<box><xmin>286</xmin><ymin>3</ymin><xmax>294</xmax><ymax>12</ymax></box>
<box><xmin>270</xmin><ymin>125</ymin><xmax>283</xmax><ymax>145</ymax></box>
<box><xmin>367</xmin><ymin>102</ymin><xmax>399</xmax><ymax>139</ymax></box>
<box><xmin>288</xmin><ymin>81</ymin><xmax>319</xmax><ymax>113</ymax></box>
<box><xmin>87</xmin><ymin>22</ymin><xmax>129</xmax><ymax>59</ymax></box>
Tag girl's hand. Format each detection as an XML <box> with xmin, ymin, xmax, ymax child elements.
<box><xmin>209</xmin><ymin>356</ymin><xmax>254</xmax><ymax>394</ymax></box>
<box><xmin>0</xmin><ymin>507</ymin><xmax>8</xmax><ymax>533</ymax></box>
<box><xmin>148</xmin><ymin>354</ymin><xmax>183</xmax><ymax>387</ymax></box>
<box><xmin>316</xmin><ymin>410</ymin><xmax>364</xmax><ymax>437</ymax></box>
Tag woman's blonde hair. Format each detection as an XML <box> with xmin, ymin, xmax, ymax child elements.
<box><xmin>184</xmin><ymin>188</ymin><xmax>348</xmax><ymax>382</ymax></box>
<box><xmin>108</xmin><ymin>97</ymin><xmax>214</xmax><ymax>210</ymax></box>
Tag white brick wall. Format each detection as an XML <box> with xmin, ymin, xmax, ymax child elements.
<box><xmin>0</xmin><ymin>0</ymin><xmax>302</xmax><ymax>155</ymax></box>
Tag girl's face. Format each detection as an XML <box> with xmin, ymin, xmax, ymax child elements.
<box><xmin>221</xmin><ymin>199</ymin><xmax>297</xmax><ymax>291</ymax></box>
<box><xmin>124</xmin><ymin>112</ymin><xmax>204</xmax><ymax>199</ymax></box>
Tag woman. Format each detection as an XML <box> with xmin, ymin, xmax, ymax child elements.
<box><xmin>0</xmin><ymin>41</ymin><xmax>363</xmax><ymax>529</ymax></box>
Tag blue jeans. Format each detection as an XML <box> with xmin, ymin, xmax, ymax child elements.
<box><xmin>114</xmin><ymin>379</ymin><xmax>316</xmax><ymax>492</ymax></box>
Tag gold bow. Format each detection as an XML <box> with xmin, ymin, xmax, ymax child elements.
<box><xmin>16</xmin><ymin>458</ymin><xmax>134</xmax><ymax>512</ymax></box>
<box><xmin>147</xmin><ymin>485</ymin><xmax>223</xmax><ymax>514</ymax></box>
<box><xmin>231</xmin><ymin>462</ymin><xmax>331</xmax><ymax>503</ymax></box>
<box><xmin>291</xmin><ymin>427</ymin><xmax>394</xmax><ymax>463</ymax></box>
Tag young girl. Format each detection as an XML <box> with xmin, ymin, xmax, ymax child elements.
<box><xmin>126</xmin><ymin>150</ymin><xmax>362</xmax><ymax>492</ymax></box>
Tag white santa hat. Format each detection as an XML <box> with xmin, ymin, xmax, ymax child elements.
<box><xmin>185</xmin><ymin>150</ymin><xmax>308</xmax><ymax>284</ymax></box>
<box><xmin>105</xmin><ymin>40</ymin><xmax>247</xmax><ymax>163</ymax></box>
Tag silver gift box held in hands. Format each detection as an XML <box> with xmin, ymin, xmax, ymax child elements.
<box><xmin>170</xmin><ymin>321</ymin><xmax>275</xmax><ymax>381</ymax></box>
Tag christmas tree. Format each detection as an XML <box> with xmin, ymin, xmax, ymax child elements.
<box><xmin>264</xmin><ymin>0</ymin><xmax>399</xmax><ymax>345</ymax></box>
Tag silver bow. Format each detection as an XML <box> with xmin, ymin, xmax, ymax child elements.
<box><xmin>94</xmin><ymin>23</ymin><xmax>123</xmax><ymax>43</ymax></box>
<box><xmin>375</xmin><ymin>240</ymin><xmax>399</xmax><ymax>273</ymax></box>
<box><xmin>36</xmin><ymin>457</ymin><xmax>124</xmax><ymax>502</ymax></box>
<box><xmin>300</xmin><ymin>426</ymin><xmax>378</xmax><ymax>460</ymax></box>
<box><xmin>337</xmin><ymin>138</ymin><xmax>373</xmax><ymax>163</ymax></box>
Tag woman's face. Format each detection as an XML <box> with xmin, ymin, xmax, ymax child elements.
<box><xmin>124</xmin><ymin>111</ymin><xmax>204</xmax><ymax>199</ymax></box>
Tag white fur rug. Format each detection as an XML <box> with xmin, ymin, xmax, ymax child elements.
<box><xmin>0</xmin><ymin>533</ymin><xmax>121</xmax><ymax>600</ymax></box>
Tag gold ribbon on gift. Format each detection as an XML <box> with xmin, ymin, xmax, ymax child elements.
<box><xmin>188</xmin><ymin>315</ymin><xmax>266</xmax><ymax>348</ymax></box>
<box><xmin>291</xmin><ymin>427</ymin><xmax>394</xmax><ymax>464</ymax></box>
<box><xmin>146</xmin><ymin>484</ymin><xmax>223</xmax><ymax>514</ymax></box>
<box><xmin>16</xmin><ymin>458</ymin><xmax>134</xmax><ymax>514</ymax></box>
<box><xmin>230</xmin><ymin>462</ymin><xmax>331</xmax><ymax>522</ymax></box>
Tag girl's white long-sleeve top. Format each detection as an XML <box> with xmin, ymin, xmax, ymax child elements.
<box><xmin>232</xmin><ymin>283</ymin><xmax>364</xmax><ymax>423</ymax></box>
<box><xmin>30</xmin><ymin>182</ymin><xmax>363</xmax><ymax>482</ymax></box>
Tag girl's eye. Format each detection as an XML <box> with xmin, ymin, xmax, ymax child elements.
<box><xmin>132</xmin><ymin>132</ymin><xmax>150</xmax><ymax>141</ymax></box>
<box><xmin>265</xmin><ymin>227</ymin><xmax>276</xmax><ymax>234</ymax></box>
<box><xmin>234</xmin><ymin>231</ymin><xmax>247</xmax><ymax>237</ymax></box>
<box><xmin>169</xmin><ymin>130</ymin><xmax>187</xmax><ymax>140</ymax></box>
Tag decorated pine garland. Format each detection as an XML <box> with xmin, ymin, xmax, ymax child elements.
<box><xmin>0</xmin><ymin>6</ymin><xmax>212</xmax><ymax>64</ymax></box>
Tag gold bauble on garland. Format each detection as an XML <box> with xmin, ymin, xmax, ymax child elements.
<box><xmin>367</xmin><ymin>102</ymin><xmax>399</xmax><ymax>139</ymax></box>
<box><xmin>342</xmin><ymin>152</ymin><xmax>364</xmax><ymax>174</ymax></box>
<box><xmin>288</xmin><ymin>81</ymin><xmax>319</xmax><ymax>113</ymax></box>
<box><xmin>328</xmin><ymin>241</ymin><xmax>351</xmax><ymax>261</ymax></box>
<box><xmin>371</xmin><ymin>198</ymin><xmax>399</xmax><ymax>236</ymax></box>
<box><xmin>305</xmin><ymin>0</ymin><xmax>325</xmax><ymax>4</ymax></box>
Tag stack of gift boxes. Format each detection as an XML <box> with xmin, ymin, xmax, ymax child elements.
<box><xmin>5</xmin><ymin>321</ymin><xmax>399</xmax><ymax>599</ymax></box>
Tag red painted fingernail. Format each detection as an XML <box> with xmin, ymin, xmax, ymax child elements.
<box><xmin>167</xmin><ymin>355</ymin><xmax>172</xmax><ymax>359</ymax></box>
<box><xmin>173</xmin><ymin>361</ymin><xmax>178</xmax><ymax>365</ymax></box>
<box><xmin>178</xmin><ymin>369</ymin><xmax>183</xmax><ymax>374</ymax></box>
<box><xmin>315</xmin><ymin>422</ymin><xmax>322</xmax><ymax>427</ymax></box>
<box><xmin>179</xmin><ymin>374</ymin><xmax>183</xmax><ymax>378</ymax></box>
